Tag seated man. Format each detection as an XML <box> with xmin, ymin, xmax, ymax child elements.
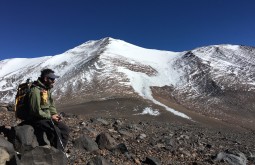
<box><xmin>25</xmin><ymin>68</ymin><xmax>69</xmax><ymax>151</ymax></box>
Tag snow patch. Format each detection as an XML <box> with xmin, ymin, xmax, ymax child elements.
<box><xmin>134</xmin><ymin>107</ymin><xmax>160</xmax><ymax>116</ymax></box>
<box><xmin>117</xmin><ymin>66</ymin><xmax>191</xmax><ymax>119</ymax></box>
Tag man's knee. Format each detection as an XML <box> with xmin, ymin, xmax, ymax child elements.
<box><xmin>57</xmin><ymin>122</ymin><xmax>70</xmax><ymax>134</ymax></box>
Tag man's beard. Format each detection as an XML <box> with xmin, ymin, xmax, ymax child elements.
<box><xmin>45</xmin><ymin>81</ymin><xmax>54</xmax><ymax>89</ymax></box>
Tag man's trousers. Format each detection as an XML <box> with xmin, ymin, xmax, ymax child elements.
<box><xmin>24</xmin><ymin>119</ymin><xmax>69</xmax><ymax>151</ymax></box>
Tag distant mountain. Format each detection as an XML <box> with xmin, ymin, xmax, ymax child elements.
<box><xmin>1</xmin><ymin>37</ymin><xmax>255</xmax><ymax>128</ymax></box>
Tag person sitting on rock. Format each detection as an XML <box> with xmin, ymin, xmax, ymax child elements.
<box><xmin>24</xmin><ymin>68</ymin><xmax>69</xmax><ymax>151</ymax></box>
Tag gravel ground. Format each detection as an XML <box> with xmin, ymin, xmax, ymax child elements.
<box><xmin>1</xmin><ymin>101</ymin><xmax>255</xmax><ymax>165</ymax></box>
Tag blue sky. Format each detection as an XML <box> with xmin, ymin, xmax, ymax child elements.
<box><xmin>0</xmin><ymin>0</ymin><xmax>254</xmax><ymax>60</ymax></box>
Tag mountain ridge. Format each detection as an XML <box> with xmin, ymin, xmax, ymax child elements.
<box><xmin>0</xmin><ymin>37</ymin><xmax>255</xmax><ymax>129</ymax></box>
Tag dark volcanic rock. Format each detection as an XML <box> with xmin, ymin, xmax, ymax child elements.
<box><xmin>21</xmin><ymin>146</ymin><xmax>67</xmax><ymax>165</ymax></box>
<box><xmin>14</xmin><ymin>125</ymin><xmax>39</xmax><ymax>154</ymax></box>
<box><xmin>144</xmin><ymin>156</ymin><xmax>161</xmax><ymax>165</ymax></box>
<box><xmin>112</xmin><ymin>143</ymin><xmax>128</xmax><ymax>154</ymax></box>
<box><xmin>0</xmin><ymin>136</ymin><xmax>15</xmax><ymax>157</ymax></box>
<box><xmin>0</xmin><ymin>136</ymin><xmax>20</xmax><ymax>165</ymax></box>
<box><xmin>96</xmin><ymin>132</ymin><xmax>117</xmax><ymax>150</ymax></box>
<box><xmin>73</xmin><ymin>135</ymin><xmax>99</xmax><ymax>152</ymax></box>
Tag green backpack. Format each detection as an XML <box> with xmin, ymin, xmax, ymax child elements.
<box><xmin>15</xmin><ymin>79</ymin><xmax>33</xmax><ymax>120</ymax></box>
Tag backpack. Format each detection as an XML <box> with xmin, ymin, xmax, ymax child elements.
<box><xmin>15</xmin><ymin>79</ymin><xmax>33</xmax><ymax>120</ymax></box>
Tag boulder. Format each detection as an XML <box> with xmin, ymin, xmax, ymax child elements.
<box><xmin>14</xmin><ymin>125</ymin><xmax>39</xmax><ymax>154</ymax></box>
<box><xmin>96</xmin><ymin>133</ymin><xmax>116</xmax><ymax>150</ymax></box>
<box><xmin>111</xmin><ymin>143</ymin><xmax>131</xmax><ymax>159</ymax></box>
<box><xmin>0</xmin><ymin>136</ymin><xmax>15</xmax><ymax>157</ymax></box>
<box><xmin>0</xmin><ymin>136</ymin><xmax>20</xmax><ymax>165</ymax></box>
<box><xmin>111</xmin><ymin>143</ymin><xmax>128</xmax><ymax>154</ymax></box>
<box><xmin>0</xmin><ymin>147</ymin><xmax>10</xmax><ymax>165</ymax></box>
<box><xmin>20</xmin><ymin>146</ymin><xmax>67</xmax><ymax>165</ymax></box>
<box><xmin>73</xmin><ymin>135</ymin><xmax>99</xmax><ymax>152</ymax></box>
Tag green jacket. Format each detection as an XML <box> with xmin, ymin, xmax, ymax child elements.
<box><xmin>28</xmin><ymin>79</ymin><xmax>57</xmax><ymax>120</ymax></box>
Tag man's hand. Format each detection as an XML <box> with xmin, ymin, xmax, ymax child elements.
<box><xmin>51</xmin><ymin>114</ymin><xmax>61</xmax><ymax>122</ymax></box>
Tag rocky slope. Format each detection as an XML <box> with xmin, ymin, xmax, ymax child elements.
<box><xmin>0</xmin><ymin>104</ymin><xmax>255</xmax><ymax>165</ymax></box>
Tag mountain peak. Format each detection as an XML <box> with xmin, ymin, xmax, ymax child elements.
<box><xmin>63</xmin><ymin>37</ymin><xmax>113</xmax><ymax>54</ymax></box>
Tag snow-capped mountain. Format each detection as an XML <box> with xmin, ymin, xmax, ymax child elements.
<box><xmin>1</xmin><ymin>38</ymin><xmax>255</xmax><ymax>127</ymax></box>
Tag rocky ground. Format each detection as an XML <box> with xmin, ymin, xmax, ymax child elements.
<box><xmin>0</xmin><ymin>103</ymin><xmax>255</xmax><ymax>165</ymax></box>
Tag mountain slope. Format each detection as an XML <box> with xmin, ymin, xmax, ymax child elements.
<box><xmin>169</xmin><ymin>45</ymin><xmax>255</xmax><ymax>128</ymax></box>
<box><xmin>1</xmin><ymin>38</ymin><xmax>255</xmax><ymax>128</ymax></box>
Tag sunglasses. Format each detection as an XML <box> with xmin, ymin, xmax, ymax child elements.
<box><xmin>48</xmin><ymin>77</ymin><xmax>55</xmax><ymax>81</ymax></box>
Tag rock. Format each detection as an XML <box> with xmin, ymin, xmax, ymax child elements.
<box><xmin>0</xmin><ymin>147</ymin><xmax>10</xmax><ymax>165</ymax></box>
<box><xmin>96</xmin><ymin>132</ymin><xmax>116</xmax><ymax>150</ymax></box>
<box><xmin>205</xmin><ymin>144</ymin><xmax>212</xmax><ymax>149</ymax></box>
<box><xmin>213</xmin><ymin>150</ymin><xmax>247</xmax><ymax>165</ymax></box>
<box><xmin>113</xmin><ymin>119</ymin><xmax>123</xmax><ymax>126</ymax></box>
<box><xmin>127</xmin><ymin>124</ymin><xmax>142</xmax><ymax>131</ymax></box>
<box><xmin>137</xmin><ymin>134</ymin><xmax>146</xmax><ymax>140</ymax></box>
<box><xmin>133</xmin><ymin>157</ymin><xmax>141</xmax><ymax>165</ymax></box>
<box><xmin>112</xmin><ymin>143</ymin><xmax>132</xmax><ymax>159</ymax></box>
<box><xmin>0</xmin><ymin>136</ymin><xmax>15</xmax><ymax>157</ymax></box>
<box><xmin>7</xmin><ymin>104</ymin><xmax>15</xmax><ymax>112</ymax></box>
<box><xmin>149</xmin><ymin>132</ymin><xmax>176</xmax><ymax>151</ymax></box>
<box><xmin>14</xmin><ymin>125</ymin><xmax>39</xmax><ymax>154</ymax></box>
<box><xmin>180</xmin><ymin>135</ymin><xmax>189</xmax><ymax>140</ymax></box>
<box><xmin>91</xmin><ymin>118</ymin><xmax>109</xmax><ymax>126</ymax></box>
<box><xmin>116</xmin><ymin>143</ymin><xmax>128</xmax><ymax>154</ymax></box>
<box><xmin>0</xmin><ymin>107</ymin><xmax>8</xmax><ymax>112</ymax></box>
<box><xmin>111</xmin><ymin>143</ymin><xmax>129</xmax><ymax>154</ymax></box>
<box><xmin>118</xmin><ymin>129</ymin><xmax>133</xmax><ymax>138</ymax></box>
<box><xmin>0</xmin><ymin>136</ymin><xmax>20</xmax><ymax>165</ymax></box>
<box><xmin>20</xmin><ymin>146</ymin><xmax>67</xmax><ymax>165</ymax></box>
<box><xmin>247</xmin><ymin>151</ymin><xmax>255</xmax><ymax>164</ymax></box>
<box><xmin>87</xmin><ymin>156</ymin><xmax>113</xmax><ymax>165</ymax></box>
<box><xmin>0</xmin><ymin>103</ymin><xmax>9</xmax><ymax>107</ymax></box>
<box><xmin>59</xmin><ymin>112</ymin><xmax>77</xmax><ymax>118</ymax></box>
<box><xmin>82</xmin><ymin>126</ymin><xmax>99</xmax><ymax>137</ymax></box>
<box><xmin>73</xmin><ymin>135</ymin><xmax>99</xmax><ymax>152</ymax></box>
<box><xmin>0</xmin><ymin>104</ymin><xmax>14</xmax><ymax>112</ymax></box>
<box><xmin>7</xmin><ymin>154</ymin><xmax>20</xmax><ymax>165</ymax></box>
<box><xmin>144</xmin><ymin>156</ymin><xmax>161</xmax><ymax>165</ymax></box>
